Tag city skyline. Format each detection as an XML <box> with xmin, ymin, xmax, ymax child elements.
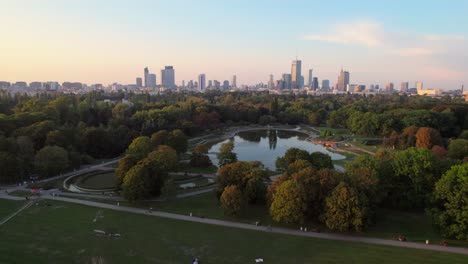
<box><xmin>1</xmin><ymin>0</ymin><xmax>467</xmax><ymax>89</ymax></box>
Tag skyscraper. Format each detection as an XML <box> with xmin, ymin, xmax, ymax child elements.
<box><xmin>416</xmin><ymin>81</ymin><xmax>424</xmax><ymax>91</ymax></box>
<box><xmin>268</xmin><ymin>74</ymin><xmax>274</xmax><ymax>89</ymax></box>
<box><xmin>291</xmin><ymin>59</ymin><xmax>302</xmax><ymax>89</ymax></box>
<box><xmin>307</xmin><ymin>69</ymin><xmax>313</xmax><ymax>87</ymax></box>
<box><xmin>385</xmin><ymin>82</ymin><xmax>394</xmax><ymax>93</ymax></box>
<box><xmin>312</xmin><ymin>77</ymin><xmax>319</xmax><ymax>90</ymax></box>
<box><xmin>223</xmin><ymin>80</ymin><xmax>229</xmax><ymax>90</ymax></box>
<box><xmin>198</xmin><ymin>74</ymin><xmax>206</xmax><ymax>91</ymax></box>
<box><xmin>136</xmin><ymin>77</ymin><xmax>142</xmax><ymax>88</ymax></box>
<box><xmin>322</xmin><ymin>80</ymin><xmax>330</xmax><ymax>90</ymax></box>
<box><xmin>232</xmin><ymin>75</ymin><xmax>237</xmax><ymax>88</ymax></box>
<box><xmin>336</xmin><ymin>68</ymin><xmax>350</xmax><ymax>91</ymax></box>
<box><xmin>161</xmin><ymin>66</ymin><xmax>175</xmax><ymax>89</ymax></box>
<box><xmin>147</xmin><ymin>74</ymin><xmax>156</xmax><ymax>88</ymax></box>
<box><xmin>400</xmin><ymin>82</ymin><xmax>409</xmax><ymax>92</ymax></box>
<box><xmin>144</xmin><ymin>67</ymin><xmax>149</xmax><ymax>87</ymax></box>
<box><xmin>208</xmin><ymin>80</ymin><xmax>213</xmax><ymax>88</ymax></box>
<box><xmin>282</xmin><ymin>74</ymin><xmax>292</xmax><ymax>89</ymax></box>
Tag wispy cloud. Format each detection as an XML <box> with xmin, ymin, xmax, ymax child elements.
<box><xmin>304</xmin><ymin>21</ymin><xmax>383</xmax><ymax>47</ymax></box>
<box><xmin>393</xmin><ymin>48</ymin><xmax>435</xmax><ymax>56</ymax></box>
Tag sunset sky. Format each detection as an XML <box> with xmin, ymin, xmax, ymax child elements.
<box><xmin>1</xmin><ymin>0</ymin><xmax>467</xmax><ymax>89</ymax></box>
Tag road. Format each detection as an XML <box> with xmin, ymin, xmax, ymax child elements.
<box><xmin>1</xmin><ymin>194</ymin><xmax>464</xmax><ymax>256</ymax></box>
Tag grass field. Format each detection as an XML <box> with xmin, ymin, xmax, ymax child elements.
<box><xmin>75</xmin><ymin>171</ymin><xmax>116</xmax><ymax>190</ymax></box>
<box><xmin>0</xmin><ymin>199</ymin><xmax>466</xmax><ymax>264</ymax></box>
<box><xmin>0</xmin><ymin>199</ymin><xmax>26</xmax><ymax>219</ymax></box>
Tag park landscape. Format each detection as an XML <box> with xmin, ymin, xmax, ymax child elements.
<box><xmin>1</xmin><ymin>92</ymin><xmax>468</xmax><ymax>263</ymax></box>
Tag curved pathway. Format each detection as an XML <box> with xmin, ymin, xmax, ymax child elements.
<box><xmin>20</xmin><ymin>195</ymin><xmax>468</xmax><ymax>256</ymax></box>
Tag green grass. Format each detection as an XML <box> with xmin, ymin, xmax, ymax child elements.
<box><xmin>0</xmin><ymin>199</ymin><xmax>26</xmax><ymax>219</ymax></box>
<box><xmin>75</xmin><ymin>171</ymin><xmax>116</xmax><ymax>190</ymax></box>
<box><xmin>0</xmin><ymin>200</ymin><xmax>467</xmax><ymax>263</ymax></box>
<box><xmin>8</xmin><ymin>190</ymin><xmax>32</xmax><ymax>197</ymax></box>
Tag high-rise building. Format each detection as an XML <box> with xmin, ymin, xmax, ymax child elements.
<box><xmin>213</xmin><ymin>80</ymin><xmax>220</xmax><ymax>89</ymax></box>
<box><xmin>322</xmin><ymin>80</ymin><xmax>330</xmax><ymax>90</ymax></box>
<box><xmin>400</xmin><ymin>82</ymin><xmax>409</xmax><ymax>92</ymax></box>
<box><xmin>161</xmin><ymin>66</ymin><xmax>175</xmax><ymax>89</ymax></box>
<box><xmin>232</xmin><ymin>75</ymin><xmax>237</xmax><ymax>88</ymax></box>
<box><xmin>385</xmin><ymin>82</ymin><xmax>394</xmax><ymax>93</ymax></box>
<box><xmin>136</xmin><ymin>77</ymin><xmax>143</xmax><ymax>88</ymax></box>
<box><xmin>291</xmin><ymin>60</ymin><xmax>302</xmax><ymax>88</ymax></box>
<box><xmin>147</xmin><ymin>74</ymin><xmax>156</xmax><ymax>88</ymax></box>
<box><xmin>307</xmin><ymin>69</ymin><xmax>313</xmax><ymax>87</ymax></box>
<box><xmin>198</xmin><ymin>74</ymin><xmax>206</xmax><ymax>91</ymax></box>
<box><xmin>223</xmin><ymin>80</ymin><xmax>230</xmax><ymax>90</ymax></box>
<box><xmin>312</xmin><ymin>77</ymin><xmax>319</xmax><ymax>90</ymax></box>
<box><xmin>208</xmin><ymin>80</ymin><xmax>213</xmax><ymax>88</ymax></box>
<box><xmin>282</xmin><ymin>74</ymin><xmax>292</xmax><ymax>89</ymax></box>
<box><xmin>336</xmin><ymin>68</ymin><xmax>350</xmax><ymax>91</ymax></box>
<box><xmin>144</xmin><ymin>67</ymin><xmax>149</xmax><ymax>87</ymax></box>
<box><xmin>268</xmin><ymin>74</ymin><xmax>274</xmax><ymax>89</ymax></box>
<box><xmin>416</xmin><ymin>81</ymin><xmax>424</xmax><ymax>91</ymax></box>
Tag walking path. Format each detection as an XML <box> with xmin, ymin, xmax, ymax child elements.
<box><xmin>20</xmin><ymin>195</ymin><xmax>468</xmax><ymax>256</ymax></box>
<box><xmin>0</xmin><ymin>201</ymin><xmax>33</xmax><ymax>226</ymax></box>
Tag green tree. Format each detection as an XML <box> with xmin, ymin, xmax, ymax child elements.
<box><xmin>34</xmin><ymin>145</ymin><xmax>69</xmax><ymax>177</ymax></box>
<box><xmin>122</xmin><ymin>164</ymin><xmax>153</xmax><ymax>202</ymax></box>
<box><xmin>126</xmin><ymin>136</ymin><xmax>153</xmax><ymax>160</ymax></box>
<box><xmin>116</xmin><ymin>155</ymin><xmax>138</xmax><ymax>187</ymax></box>
<box><xmin>0</xmin><ymin>152</ymin><xmax>18</xmax><ymax>183</ymax></box>
<box><xmin>270</xmin><ymin>180</ymin><xmax>307</xmax><ymax>224</ymax></box>
<box><xmin>220</xmin><ymin>185</ymin><xmax>245</xmax><ymax>216</ymax></box>
<box><xmin>217</xmin><ymin>141</ymin><xmax>237</xmax><ymax>166</ymax></box>
<box><xmin>166</xmin><ymin>129</ymin><xmax>188</xmax><ymax>154</ymax></box>
<box><xmin>324</xmin><ymin>182</ymin><xmax>367</xmax><ymax>232</ymax></box>
<box><xmin>447</xmin><ymin>139</ymin><xmax>468</xmax><ymax>160</ymax></box>
<box><xmin>309</xmin><ymin>152</ymin><xmax>334</xmax><ymax>170</ymax></box>
<box><xmin>431</xmin><ymin>163</ymin><xmax>468</xmax><ymax>240</ymax></box>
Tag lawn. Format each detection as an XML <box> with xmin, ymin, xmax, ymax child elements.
<box><xmin>0</xmin><ymin>199</ymin><xmax>466</xmax><ymax>263</ymax></box>
<box><xmin>75</xmin><ymin>171</ymin><xmax>116</xmax><ymax>190</ymax></box>
<box><xmin>0</xmin><ymin>199</ymin><xmax>26</xmax><ymax>219</ymax></box>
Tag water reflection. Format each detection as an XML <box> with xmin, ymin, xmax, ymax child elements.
<box><xmin>208</xmin><ymin>129</ymin><xmax>345</xmax><ymax>170</ymax></box>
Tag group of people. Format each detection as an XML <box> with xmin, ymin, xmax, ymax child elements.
<box><xmin>300</xmin><ymin>226</ymin><xmax>308</xmax><ymax>232</ymax></box>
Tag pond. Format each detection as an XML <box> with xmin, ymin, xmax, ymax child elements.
<box><xmin>208</xmin><ymin>129</ymin><xmax>345</xmax><ymax>170</ymax></box>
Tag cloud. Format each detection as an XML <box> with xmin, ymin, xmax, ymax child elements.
<box><xmin>304</xmin><ymin>21</ymin><xmax>383</xmax><ymax>47</ymax></box>
<box><xmin>424</xmin><ymin>34</ymin><xmax>465</xmax><ymax>41</ymax></box>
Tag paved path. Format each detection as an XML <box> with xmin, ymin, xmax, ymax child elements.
<box><xmin>23</xmin><ymin>195</ymin><xmax>467</xmax><ymax>256</ymax></box>
<box><xmin>0</xmin><ymin>201</ymin><xmax>33</xmax><ymax>226</ymax></box>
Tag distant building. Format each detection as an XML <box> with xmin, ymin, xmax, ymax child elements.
<box><xmin>307</xmin><ymin>69</ymin><xmax>313</xmax><ymax>87</ymax></box>
<box><xmin>14</xmin><ymin>82</ymin><xmax>27</xmax><ymax>88</ymax></box>
<box><xmin>232</xmin><ymin>75</ymin><xmax>237</xmax><ymax>88</ymax></box>
<box><xmin>268</xmin><ymin>74</ymin><xmax>274</xmax><ymax>89</ymax></box>
<box><xmin>147</xmin><ymin>74</ymin><xmax>156</xmax><ymax>88</ymax></box>
<box><xmin>312</xmin><ymin>77</ymin><xmax>319</xmax><ymax>90</ymax></box>
<box><xmin>0</xmin><ymin>81</ymin><xmax>11</xmax><ymax>88</ymax></box>
<box><xmin>223</xmin><ymin>80</ymin><xmax>229</xmax><ymax>90</ymax></box>
<box><xmin>282</xmin><ymin>74</ymin><xmax>292</xmax><ymax>89</ymax></box>
<box><xmin>321</xmin><ymin>80</ymin><xmax>330</xmax><ymax>90</ymax></box>
<box><xmin>161</xmin><ymin>66</ymin><xmax>175</xmax><ymax>89</ymax></box>
<box><xmin>144</xmin><ymin>67</ymin><xmax>149</xmax><ymax>87</ymax></box>
<box><xmin>29</xmin><ymin>82</ymin><xmax>42</xmax><ymax>89</ymax></box>
<box><xmin>385</xmin><ymin>82</ymin><xmax>394</xmax><ymax>93</ymax></box>
<box><xmin>213</xmin><ymin>80</ymin><xmax>220</xmax><ymax>89</ymax></box>
<box><xmin>336</xmin><ymin>68</ymin><xmax>350</xmax><ymax>91</ymax></box>
<box><xmin>400</xmin><ymin>82</ymin><xmax>409</xmax><ymax>92</ymax></box>
<box><xmin>416</xmin><ymin>81</ymin><xmax>424</xmax><ymax>91</ymax></box>
<box><xmin>291</xmin><ymin>60</ymin><xmax>302</xmax><ymax>89</ymax></box>
<box><xmin>198</xmin><ymin>74</ymin><xmax>206</xmax><ymax>91</ymax></box>
<box><xmin>208</xmin><ymin>80</ymin><xmax>213</xmax><ymax>88</ymax></box>
<box><xmin>62</xmin><ymin>82</ymin><xmax>83</xmax><ymax>89</ymax></box>
<box><xmin>136</xmin><ymin>77</ymin><xmax>143</xmax><ymax>88</ymax></box>
<box><xmin>275</xmin><ymin>80</ymin><xmax>285</xmax><ymax>90</ymax></box>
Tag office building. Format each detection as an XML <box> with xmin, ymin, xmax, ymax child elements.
<box><xmin>311</xmin><ymin>77</ymin><xmax>319</xmax><ymax>90</ymax></box>
<box><xmin>291</xmin><ymin>60</ymin><xmax>302</xmax><ymax>89</ymax></box>
<box><xmin>322</xmin><ymin>80</ymin><xmax>330</xmax><ymax>90</ymax></box>
<box><xmin>136</xmin><ymin>77</ymin><xmax>142</xmax><ymax>88</ymax></box>
<box><xmin>400</xmin><ymin>82</ymin><xmax>409</xmax><ymax>92</ymax></box>
<box><xmin>147</xmin><ymin>74</ymin><xmax>156</xmax><ymax>88</ymax></box>
<box><xmin>307</xmin><ymin>69</ymin><xmax>313</xmax><ymax>87</ymax></box>
<box><xmin>198</xmin><ymin>74</ymin><xmax>206</xmax><ymax>91</ymax></box>
<box><xmin>282</xmin><ymin>74</ymin><xmax>292</xmax><ymax>89</ymax></box>
<box><xmin>223</xmin><ymin>80</ymin><xmax>229</xmax><ymax>90</ymax></box>
<box><xmin>416</xmin><ymin>81</ymin><xmax>424</xmax><ymax>91</ymax></box>
<box><xmin>336</xmin><ymin>68</ymin><xmax>350</xmax><ymax>91</ymax></box>
<box><xmin>144</xmin><ymin>67</ymin><xmax>149</xmax><ymax>87</ymax></box>
<box><xmin>385</xmin><ymin>82</ymin><xmax>394</xmax><ymax>93</ymax></box>
<box><xmin>208</xmin><ymin>80</ymin><xmax>213</xmax><ymax>88</ymax></box>
<box><xmin>268</xmin><ymin>74</ymin><xmax>274</xmax><ymax>89</ymax></box>
<box><xmin>232</xmin><ymin>75</ymin><xmax>237</xmax><ymax>88</ymax></box>
<box><xmin>161</xmin><ymin>66</ymin><xmax>175</xmax><ymax>89</ymax></box>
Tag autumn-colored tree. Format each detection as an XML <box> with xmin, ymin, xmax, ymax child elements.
<box><xmin>220</xmin><ymin>185</ymin><xmax>245</xmax><ymax>216</ymax></box>
<box><xmin>166</xmin><ymin>129</ymin><xmax>188</xmax><ymax>154</ymax></box>
<box><xmin>190</xmin><ymin>143</ymin><xmax>212</xmax><ymax>167</ymax></box>
<box><xmin>150</xmin><ymin>130</ymin><xmax>168</xmax><ymax>147</ymax></box>
<box><xmin>122</xmin><ymin>164</ymin><xmax>153</xmax><ymax>202</ymax></box>
<box><xmin>431</xmin><ymin>145</ymin><xmax>448</xmax><ymax>160</ymax></box>
<box><xmin>126</xmin><ymin>136</ymin><xmax>153</xmax><ymax>160</ymax></box>
<box><xmin>217</xmin><ymin>141</ymin><xmax>237</xmax><ymax>166</ymax></box>
<box><xmin>270</xmin><ymin>180</ymin><xmax>307</xmax><ymax>224</ymax></box>
<box><xmin>431</xmin><ymin>163</ymin><xmax>468</xmax><ymax>240</ymax></box>
<box><xmin>324</xmin><ymin>182</ymin><xmax>367</xmax><ymax>232</ymax></box>
<box><xmin>415</xmin><ymin>127</ymin><xmax>442</xmax><ymax>149</ymax></box>
<box><xmin>116</xmin><ymin>154</ymin><xmax>138</xmax><ymax>187</ymax></box>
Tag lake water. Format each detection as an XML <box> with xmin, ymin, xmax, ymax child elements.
<box><xmin>208</xmin><ymin>129</ymin><xmax>345</xmax><ymax>170</ymax></box>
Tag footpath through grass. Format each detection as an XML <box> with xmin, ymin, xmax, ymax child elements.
<box><xmin>0</xmin><ymin>199</ymin><xmax>467</xmax><ymax>264</ymax></box>
<box><xmin>0</xmin><ymin>199</ymin><xmax>27</xmax><ymax>219</ymax></box>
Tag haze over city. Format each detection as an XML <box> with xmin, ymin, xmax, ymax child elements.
<box><xmin>1</xmin><ymin>0</ymin><xmax>467</xmax><ymax>89</ymax></box>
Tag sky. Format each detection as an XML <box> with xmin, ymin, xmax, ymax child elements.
<box><xmin>1</xmin><ymin>0</ymin><xmax>467</xmax><ymax>90</ymax></box>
